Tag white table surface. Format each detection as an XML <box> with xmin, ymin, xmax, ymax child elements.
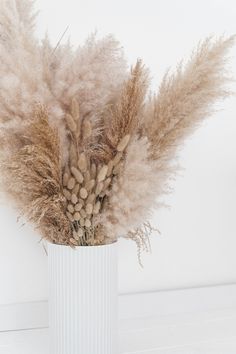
<box><xmin>1</xmin><ymin>307</ymin><xmax>236</xmax><ymax>354</ymax></box>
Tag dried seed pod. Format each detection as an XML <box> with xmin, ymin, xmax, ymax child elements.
<box><xmin>69</xmin><ymin>143</ymin><xmax>77</xmax><ymax>167</ymax></box>
<box><xmin>73</xmin><ymin>231</ymin><xmax>80</xmax><ymax>240</ymax></box>
<box><xmin>64</xmin><ymin>165</ymin><xmax>70</xmax><ymax>175</ymax></box>
<box><xmin>97</xmin><ymin>165</ymin><xmax>108</xmax><ymax>182</ymax></box>
<box><xmin>84</xmin><ymin>170</ymin><xmax>90</xmax><ymax>183</ymax></box>
<box><xmin>103</xmin><ymin>177</ymin><xmax>112</xmax><ymax>191</ymax></box>
<box><xmin>85</xmin><ymin>203</ymin><xmax>93</xmax><ymax>215</ymax></box>
<box><xmin>74</xmin><ymin>212</ymin><xmax>81</xmax><ymax>221</ymax></box>
<box><xmin>66</xmin><ymin>113</ymin><xmax>77</xmax><ymax>132</ymax></box>
<box><xmin>74</xmin><ymin>203</ymin><xmax>83</xmax><ymax>212</ymax></box>
<box><xmin>85</xmin><ymin>218</ymin><xmax>91</xmax><ymax>228</ymax></box>
<box><xmin>67</xmin><ymin>204</ymin><xmax>74</xmax><ymax>213</ymax></box>
<box><xmin>95</xmin><ymin>182</ymin><xmax>104</xmax><ymax>195</ymax></box>
<box><xmin>67</xmin><ymin>177</ymin><xmax>76</xmax><ymax>190</ymax></box>
<box><xmin>80</xmin><ymin>208</ymin><xmax>87</xmax><ymax>219</ymax></box>
<box><xmin>117</xmin><ymin>134</ymin><xmax>130</xmax><ymax>152</ymax></box>
<box><xmin>97</xmin><ymin>164</ymin><xmax>102</xmax><ymax>173</ymax></box>
<box><xmin>72</xmin><ymin>183</ymin><xmax>80</xmax><ymax>195</ymax></box>
<box><xmin>106</xmin><ymin>161</ymin><xmax>113</xmax><ymax>177</ymax></box>
<box><xmin>80</xmin><ymin>187</ymin><xmax>88</xmax><ymax>199</ymax></box>
<box><xmin>78</xmin><ymin>198</ymin><xmax>85</xmax><ymax>206</ymax></box>
<box><xmin>112</xmin><ymin>152</ymin><xmax>122</xmax><ymax>166</ymax></box>
<box><xmin>113</xmin><ymin>162</ymin><xmax>123</xmax><ymax>175</ymax></box>
<box><xmin>85</xmin><ymin>179</ymin><xmax>95</xmax><ymax>191</ymax></box>
<box><xmin>71</xmin><ymin>194</ymin><xmax>78</xmax><ymax>204</ymax></box>
<box><xmin>63</xmin><ymin>172</ymin><xmax>70</xmax><ymax>186</ymax></box>
<box><xmin>71</xmin><ymin>167</ymin><xmax>83</xmax><ymax>184</ymax></box>
<box><xmin>78</xmin><ymin>153</ymin><xmax>87</xmax><ymax>172</ymax></box>
<box><xmin>77</xmin><ymin>228</ymin><xmax>83</xmax><ymax>238</ymax></box>
<box><xmin>93</xmin><ymin>201</ymin><xmax>101</xmax><ymax>214</ymax></box>
<box><xmin>63</xmin><ymin>188</ymin><xmax>71</xmax><ymax>201</ymax></box>
<box><xmin>80</xmin><ymin>218</ymin><xmax>85</xmax><ymax>227</ymax></box>
<box><xmin>86</xmin><ymin>156</ymin><xmax>91</xmax><ymax>171</ymax></box>
<box><xmin>87</xmin><ymin>193</ymin><xmax>96</xmax><ymax>204</ymax></box>
<box><xmin>71</xmin><ymin>98</ymin><xmax>80</xmax><ymax>121</ymax></box>
<box><xmin>91</xmin><ymin>163</ymin><xmax>97</xmax><ymax>179</ymax></box>
<box><xmin>66</xmin><ymin>211</ymin><xmax>74</xmax><ymax>222</ymax></box>
<box><xmin>82</xmin><ymin>119</ymin><xmax>92</xmax><ymax>139</ymax></box>
<box><xmin>70</xmin><ymin>238</ymin><xmax>78</xmax><ymax>246</ymax></box>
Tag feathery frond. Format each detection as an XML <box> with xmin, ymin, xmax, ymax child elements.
<box><xmin>0</xmin><ymin>0</ymin><xmax>234</xmax><ymax>256</ymax></box>
<box><xmin>0</xmin><ymin>107</ymin><xmax>71</xmax><ymax>244</ymax></box>
<box><xmin>142</xmin><ymin>36</ymin><xmax>235</xmax><ymax>160</ymax></box>
<box><xmin>93</xmin><ymin>60</ymin><xmax>149</xmax><ymax>163</ymax></box>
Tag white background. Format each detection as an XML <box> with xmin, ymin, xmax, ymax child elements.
<box><xmin>0</xmin><ymin>0</ymin><xmax>236</xmax><ymax>305</ymax></box>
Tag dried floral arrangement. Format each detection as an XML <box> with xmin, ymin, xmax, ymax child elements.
<box><xmin>0</xmin><ymin>0</ymin><xmax>234</xmax><ymax>254</ymax></box>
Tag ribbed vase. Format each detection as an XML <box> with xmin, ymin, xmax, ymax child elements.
<box><xmin>48</xmin><ymin>242</ymin><xmax>118</xmax><ymax>354</ymax></box>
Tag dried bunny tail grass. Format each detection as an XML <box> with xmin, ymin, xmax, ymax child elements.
<box><xmin>93</xmin><ymin>59</ymin><xmax>149</xmax><ymax>163</ymax></box>
<box><xmin>0</xmin><ymin>106</ymin><xmax>71</xmax><ymax>244</ymax></box>
<box><xmin>62</xmin><ymin>113</ymin><xmax>131</xmax><ymax>246</ymax></box>
<box><xmin>142</xmin><ymin>35</ymin><xmax>235</xmax><ymax>160</ymax></box>
<box><xmin>64</xmin><ymin>98</ymin><xmax>95</xmax><ymax>158</ymax></box>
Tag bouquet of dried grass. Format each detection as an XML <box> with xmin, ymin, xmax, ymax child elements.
<box><xmin>0</xmin><ymin>0</ymin><xmax>234</xmax><ymax>257</ymax></box>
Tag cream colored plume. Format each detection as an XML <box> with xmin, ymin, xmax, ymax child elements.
<box><xmin>0</xmin><ymin>0</ymin><xmax>234</xmax><ymax>255</ymax></box>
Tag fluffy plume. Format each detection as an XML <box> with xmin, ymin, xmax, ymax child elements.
<box><xmin>0</xmin><ymin>0</ymin><xmax>127</xmax><ymax>163</ymax></box>
<box><xmin>41</xmin><ymin>33</ymin><xmax>128</xmax><ymax>139</ymax></box>
<box><xmin>102</xmin><ymin>137</ymin><xmax>156</xmax><ymax>235</ymax></box>
<box><xmin>48</xmin><ymin>34</ymin><xmax>128</xmax><ymax>116</ymax></box>
<box><xmin>93</xmin><ymin>60</ymin><xmax>149</xmax><ymax>162</ymax></box>
<box><xmin>0</xmin><ymin>0</ymin><xmax>234</xmax><ymax>255</ymax></box>
<box><xmin>142</xmin><ymin>36</ymin><xmax>235</xmax><ymax>160</ymax></box>
<box><xmin>103</xmin><ymin>36</ymin><xmax>235</xmax><ymax>244</ymax></box>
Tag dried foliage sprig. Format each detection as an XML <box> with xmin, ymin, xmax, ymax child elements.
<box><xmin>0</xmin><ymin>0</ymin><xmax>234</xmax><ymax>257</ymax></box>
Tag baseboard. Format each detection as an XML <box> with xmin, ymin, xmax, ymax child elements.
<box><xmin>0</xmin><ymin>301</ymin><xmax>48</xmax><ymax>332</ymax></box>
<box><xmin>119</xmin><ymin>283</ymin><xmax>236</xmax><ymax>319</ymax></box>
<box><xmin>0</xmin><ymin>283</ymin><xmax>236</xmax><ymax>332</ymax></box>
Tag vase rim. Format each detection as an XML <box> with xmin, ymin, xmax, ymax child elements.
<box><xmin>47</xmin><ymin>240</ymin><xmax>117</xmax><ymax>249</ymax></box>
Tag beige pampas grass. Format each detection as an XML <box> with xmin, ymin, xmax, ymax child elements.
<box><xmin>0</xmin><ymin>107</ymin><xmax>71</xmax><ymax>244</ymax></box>
<box><xmin>0</xmin><ymin>0</ymin><xmax>234</xmax><ymax>257</ymax></box>
<box><xmin>142</xmin><ymin>36</ymin><xmax>234</xmax><ymax>160</ymax></box>
<box><xmin>100</xmin><ymin>36</ymin><xmax>235</xmax><ymax>254</ymax></box>
<box><xmin>93</xmin><ymin>60</ymin><xmax>149</xmax><ymax>163</ymax></box>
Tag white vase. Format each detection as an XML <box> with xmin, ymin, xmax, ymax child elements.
<box><xmin>48</xmin><ymin>241</ymin><xmax>118</xmax><ymax>354</ymax></box>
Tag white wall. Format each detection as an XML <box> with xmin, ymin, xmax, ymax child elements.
<box><xmin>1</xmin><ymin>0</ymin><xmax>236</xmax><ymax>304</ymax></box>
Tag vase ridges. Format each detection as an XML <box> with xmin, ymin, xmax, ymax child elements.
<box><xmin>48</xmin><ymin>242</ymin><xmax>118</xmax><ymax>354</ymax></box>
